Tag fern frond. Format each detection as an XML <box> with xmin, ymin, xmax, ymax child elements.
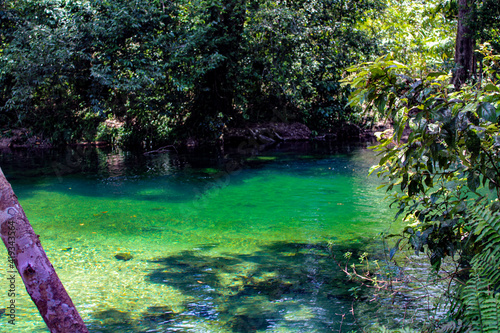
<box><xmin>459</xmin><ymin>204</ymin><xmax>500</xmax><ymax>332</ymax></box>
<box><xmin>482</xmin><ymin>297</ymin><xmax>500</xmax><ymax>329</ymax></box>
<box><xmin>461</xmin><ymin>275</ymin><xmax>500</xmax><ymax>332</ymax></box>
<box><xmin>473</xmin><ymin>254</ymin><xmax>500</xmax><ymax>284</ymax></box>
<box><xmin>461</xmin><ymin>275</ymin><xmax>490</xmax><ymax>332</ymax></box>
<box><xmin>473</xmin><ymin>205</ymin><xmax>500</xmax><ymax>251</ymax></box>
<box><xmin>470</xmin><ymin>205</ymin><xmax>500</xmax><ymax>286</ymax></box>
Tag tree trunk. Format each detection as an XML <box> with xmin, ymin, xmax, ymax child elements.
<box><xmin>0</xmin><ymin>168</ymin><xmax>88</xmax><ymax>333</ymax></box>
<box><xmin>453</xmin><ymin>0</ymin><xmax>476</xmax><ymax>89</ymax></box>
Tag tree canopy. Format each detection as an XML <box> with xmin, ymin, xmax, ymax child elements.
<box><xmin>0</xmin><ymin>0</ymin><xmax>382</xmax><ymax>147</ymax></box>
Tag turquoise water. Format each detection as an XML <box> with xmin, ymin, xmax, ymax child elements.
<box><xmin>0</xmin><ymin>143</ymin><xmax>402</xmax><ymax>332</ymax></box>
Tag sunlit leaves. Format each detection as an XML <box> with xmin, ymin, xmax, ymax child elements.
<box><xmin>344</xmin><ymin>49</ymin><xmax>500</xmax><ymax>282</ymax></box>
<box><xmin>360</xmin><ymin>0</ymin><xmax>455</xmax><ymax>72</ymax></box>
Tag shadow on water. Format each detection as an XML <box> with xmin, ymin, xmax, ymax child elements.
<box><xmin>86</xmin><ymin>240</ymin><xmax>375</xmax><ymax>333</ymax></box>
<box><xmin>88</xmin><ymin>307</ymin><xmax>185</xmax><ymax>333</ymax></box>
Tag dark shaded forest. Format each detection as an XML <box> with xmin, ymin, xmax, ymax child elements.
<box><xmin>0</xmin><ymin>0</ymin><xmax>382</xmax><ymax>148</ymax></box>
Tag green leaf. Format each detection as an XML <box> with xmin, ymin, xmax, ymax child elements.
<box><xmin>430</xmin><ymin>191</ymin><xmax>440</xmax><ymax>204</ymax></box>
<box><xmin>467</xmin><ymin>172</ymin><xmax>480</xmax><ymax>192</ymax></box>
<box><xmin>466</xmin><ymin>130</ymin><xmax>481</xmax><ymax>158</ymax></box>
<box><xmin>369</xmin><ymin>66</ymin><xmax>385</xmax><ymax>77</ymax></box>
<box><xmin>408</xmin><ymin>180</ymin><xmax>419</xmax><ymax>196</ymax></box>
<box><xmin>477</xmin><ymin>102</ymin><xmax>497</xmax><ymax>123</ymax></box>
<box><xmin>484</xmin><ymin>83</ymin><xmax>500</xmax><ymax>92</ymax></box>
<box><xmin>401</xmin><ymin>172</ymin><xmax>409</xmax><ymax>191</ymax></box>
<box><xmin>426</xmin><ymin>71</ymin><xmax>447</xmax><ymax>79</ymax></box>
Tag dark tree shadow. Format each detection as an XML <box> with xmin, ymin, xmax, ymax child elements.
<box><xmin>83</xmin><ymin>240</ymin><xmax>381</xmax><ymax>332</ymax></box>
<box><xmin>87</xmin><ymin>306</ymin><xmax>185</xmax><ymax>333</ymax></box>
<box><xmin>141</xmin><ymin>241</ymin><xmax>370</xmax><ymax>332</ymax></box>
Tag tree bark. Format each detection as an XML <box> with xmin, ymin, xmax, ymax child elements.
<box><xmin>0</xmin><ymin>168</ymin><xmax>88</xmax><ymax>332</ymax></box>
<box><xmin>453</xmin><ymin>0</ymin><xmax>476</xmax><ymax>89</ymax></box>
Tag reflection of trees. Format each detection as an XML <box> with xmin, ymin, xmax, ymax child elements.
<box><xmin>105</xmin><ymin>151</ymin><xmax>126</xmax><ymax>178</ymax></box>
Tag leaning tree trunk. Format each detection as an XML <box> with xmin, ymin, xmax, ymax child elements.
<box><xmin>0</xmin><ymin>168</ymin><xmax>88</xmax><ymax>332</ymax></box>
<box><xmin>453</xmin><ymin>0</ymin><xmax>476</xmax><ymax>89</ymax></box>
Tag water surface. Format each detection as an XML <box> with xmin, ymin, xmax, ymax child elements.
<box><xmin>0</xmin><ymin>142</ymin><xmax>403</xmax><ymax>332</ymax></box>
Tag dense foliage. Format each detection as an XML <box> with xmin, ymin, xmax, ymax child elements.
<box><xmin>361</xmin><ymin>0</ymin><xmax>456</xmax><ymax>72</ymax></box>
<box><xmin>344</xmin><ymin>31</ymin><xmax>500</xmax><ymax>333</ymax></box>
<box><xmin>0</xmin><ymin>0</ymin><xmax>381</xmax><ymax>147</ymax></box>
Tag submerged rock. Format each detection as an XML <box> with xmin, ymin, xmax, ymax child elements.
<box><xmin>115</xmin><ymin>252</ymin><xmax>133</xmax><ymax>261</ymax></box>
<box><xmin>141</xmin><ymin>306</ymin><xmax>174</xmax><ymax>324</ymax></box>
<box><xmin>92</xmin><ymin>309</ymin><xmax>130</xmax><ymax>325</ymax></box>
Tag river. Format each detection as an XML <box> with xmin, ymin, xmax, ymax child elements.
<box><xmin>0</xmin><ymin>142</ymin><xmax>434</xmax><ymax>332</ymax></box>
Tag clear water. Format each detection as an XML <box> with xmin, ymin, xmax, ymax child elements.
<box><xmin>0</xmin><ymin>142</ymin><xmax>401</xmax><ymax>332</ymax></box>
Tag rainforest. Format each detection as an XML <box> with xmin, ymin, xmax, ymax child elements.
<box><xmin>1</xmin><ymin>0</ymin><xmax>500</xmax><ymax>332</ymax></box>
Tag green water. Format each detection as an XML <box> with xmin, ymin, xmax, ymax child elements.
<box><xmin>0</xmin><ymin>143</ymin><xmax>402</xmax><ymax>332</ymax></box>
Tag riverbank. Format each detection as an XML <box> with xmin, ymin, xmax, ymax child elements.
<box><xmin>0</xmin><ymin>121</ymin><xmax>385</xmax><ymax>150</ymax></box>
